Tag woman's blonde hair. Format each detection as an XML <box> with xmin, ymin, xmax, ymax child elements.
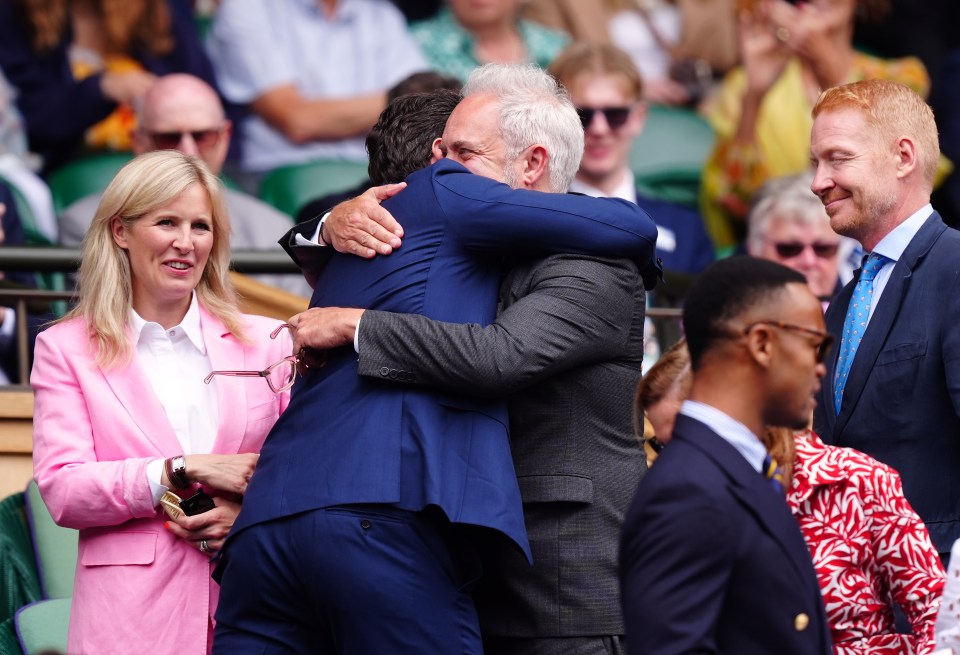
<box><xmin>65</xmin><ymin>150</ymin><xmax>243</xmax><ymax>368</ymax></box>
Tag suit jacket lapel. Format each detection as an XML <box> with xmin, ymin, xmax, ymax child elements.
<box><xmin>820</xmin><ymin>280</ymin><xmax>855</xmax><ymax>433</ymax></box>
<box><xmin>835</xmin><ymin>213</ymin><xmax>946</xmax><ymax>436</ymax></box>
<box><xmin>100</xmin><ymin>329</ymin><xmax>181</xmax><ymax>456</ymax></box>
<box><xmin>678</xmin><ymin>417</ymin><xmax>816</xmax><ymax>588</ymax></box>
<box><xmin>201</xmin><ymin>307</ymin><xmax>249</xmax><ymax>455</ymax></box>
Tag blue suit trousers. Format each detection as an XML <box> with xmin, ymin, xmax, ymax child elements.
<box><xmin>213</xmin><ymin>506</ymin><xmax>484</xmax><ymax>654</ymax></box>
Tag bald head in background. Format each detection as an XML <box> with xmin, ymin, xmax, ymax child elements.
<box><xmin>132</xmin><ymin>73</ymin><xmax>232</xmax><ymax>175</ymax></box>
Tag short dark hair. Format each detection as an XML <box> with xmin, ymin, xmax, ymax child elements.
<box><xmin>682</xmin><ymin>256</ymin><xmax>806</xmax><ymax>369</ymax></box>
<box><xmin>365</xmin><ymin>89</ymin><xmax>460</xmax><ymax>186</ymax></box>
<box><xmin>387</xmin><ymin>71</ymin><xmax>462</xmax><ymax>103</ymax></box>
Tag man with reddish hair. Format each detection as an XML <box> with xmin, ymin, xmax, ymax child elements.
<box><xmin>811</xmin><ymin>79</ymin><xmax>960</xmax><ymax>562</ymax></box>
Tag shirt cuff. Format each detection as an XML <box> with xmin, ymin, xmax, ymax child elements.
<box><xmin>146</xmin><ymin>458</ymin><xmax>169</xmax><ymax>506</ymax></box>
<box><xmin>354</xmin><ymin>312</ymin><xmax>362</xmax><ymax>353</ymax></box>
<box><xmin>293</xmin><ymin>212</ymin><xmax>331</xmax><ymax>247</ymax></box>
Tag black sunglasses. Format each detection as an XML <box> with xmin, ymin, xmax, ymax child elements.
<box><xmin>773</xmin><ymin>241</ymin><xmax>840</xmax><ymax>259</ymax></box>
<box><xmin>576</xmin><ymin>106</ymin><xmax>632</xmax><ymax>130</ymax></box>
<box><xmin>147</xmin><ymin>128</ymin><xmax>223</xmax><ymax>150</ymax></box>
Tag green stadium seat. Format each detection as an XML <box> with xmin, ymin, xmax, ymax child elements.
<box><xmin>47</xmin><ymin>152</ymin><xmax>134</xmax><ymax>215</ymax></box>
<box><xmin>15</xmin><ymin>598</ymin><xmax>70</xmax><ymax>655</ymax></box>
<box><xmin>24</xmin><ymin>481</ymin><xmax>77</xmax><ymax>600</ymax></box>
<box><xmin>0</xmin><ymin>491</ymin><xmax>41</xmax><ymax>627</ymax></box>
<box><xmin>258</xmin><ymin>159</ymin><xmax>369</xmax><ymax>218</ymax></box>
<box><xmin>630</xmin><ymin>105</ymin><xmax>715</xmax><ymax>208</ymax></box>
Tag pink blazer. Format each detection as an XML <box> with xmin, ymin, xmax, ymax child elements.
<box><xmin>31</xmin><ymin>306</ymin><xmax>291</xmax><ymax>655</ymax></box>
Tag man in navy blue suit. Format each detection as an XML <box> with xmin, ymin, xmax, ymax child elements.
<box><xmin>213</xmin><ymin>66</ymin><xmax>658</xmax><ymax>654</ymax></box>
<box><xmin>811</xmin><ymin>79</ymin><xmax>960</xmax><ymax>561</ymax></box>
<box><xmin>620</xmin><ymin>256</ymin><xmax>833</xmax><ymax>655</ymax></box>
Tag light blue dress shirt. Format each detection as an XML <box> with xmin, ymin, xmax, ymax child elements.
<box><xmin>864</xmin><ymin>203</ymin><xmax>933</xmax><ymax>325</ymax></box>
<box><xmin>208</xmin><ymin>0</ymin><xmax>427</xmax><ymax>172</ymax></box>
<box><xmin>680</xmin><ymin>400</ymin><xmax>767</xmax><ymax>473</ymax></box>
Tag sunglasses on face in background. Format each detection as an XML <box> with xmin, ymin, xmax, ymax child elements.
<box><xmin>576</xmin><ymin>106</ymin><xmax>632</xmax><ymax>130</ymax></box>
<box><xmin>773</xmin><ymin>241</ymin><xmax>840</xmax><ymax>259</ymax></box>
<box><xmin>147</xmin><ymin>128</ymin><xmax>223</xmax><ymax>150</ymax></box>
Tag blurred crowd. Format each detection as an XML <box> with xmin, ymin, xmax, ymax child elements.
<box><xmin>2</xmin><ymin>0</ymin><xmax>959</xmax><ymax>385</ymax></box>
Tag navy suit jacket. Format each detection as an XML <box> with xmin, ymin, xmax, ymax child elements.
<box><xmin>813</xmin><ymin>210</ymin><xmax>960</xmax><ymax>554</ymax></box>
<box><xmin>236</xmin><ymin>159</ymin><xmax>658</xmax><ymax>555</ymax></box>
<box><xmin>620</xmin><ymin>414</ymin><xmax>832</xmax><ymax>655</ymax></box>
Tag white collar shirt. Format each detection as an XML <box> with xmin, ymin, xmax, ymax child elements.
<box><xmin>132</xmin><ymin>295</ymin><xmax>219</xmax><ymax>501</ymax></box>
<box><xmin>865</xmin><ymin>203</ymin><xmax>933</xmax><ymax>324</ymax></box>
<box><xmin>680</xmin><ymin>400</ymin><xmax>768</xmax><ymax>474</ymax></box>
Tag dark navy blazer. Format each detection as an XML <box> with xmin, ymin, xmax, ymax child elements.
<box><xmin>620</xmin><ymin>414</ymin><xmax>832</xmax><ymax>655</ymax></box>
<box><xmin>235</xmin><ymin>159</ymin><xmax>658</xmax><ymax>556</ymax></box>
<box><xmin>814</xmin><ymin>211</ymin><xmax>960</xmax><ymax>554</ymax></box>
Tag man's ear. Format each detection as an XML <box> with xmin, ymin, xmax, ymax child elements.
<box><xmin>431</xmin><ymin>137</ymin><xmax>444</xmax><ymax>163</ymax></box>
<box><xmin>520</xmin><ymin>144</ymin><xmax>549</xmax><ymax>190</ymax></box>
<box><xmin>131</xmin><ymin>129</ymin><xmax>150</xmax><ymax>157</ymax></box>
<box><xmin>894</xmin><ymin>135</ymin><xmax>919</xmax><ymax>180</ymax></box>
<box><xmin>744</xmin><ymin>324</ymin><xmax>774</xmax><ymax>370</ymax></box>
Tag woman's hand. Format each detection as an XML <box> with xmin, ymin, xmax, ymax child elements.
<box><xmin>100</xmin><ymin>70</ymin><xmax>157</xmax><ymax>105</ymax></box>
<box><xmin>739</xmin><ymin>3</ymin><xmax>791</xmax><ymax>99</ymax></box>
<box><xmin>765</xmin><ymin>0</ymin><xmax>853</xmax><ymax>90</ymax></box>
<box><xmin>164</xmin><ymin>496</ymin><xmax>241</xmax><ymax>553</ymax></box>
<box><xmin>183</xmin><ymin>453</ymin><xmax>258</xmax><ymax>496</ymax></box>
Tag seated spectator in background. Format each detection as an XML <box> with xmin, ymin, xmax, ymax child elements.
<box><xmin>549</xmin><ymin>42</ymin><xmax>714</xmax><ymax>277</ymax></box>
<box><xmin>638</xmin><ymin>338</ymin><xmax>947</xmax><ymax>655</ymax></box>
<box><xmin>411</xmin><ymin>0</ymin><xmax>568</xmax><ymax>83</ymax></box>
<box><xmin>0</xmin><ymin>68</ymin><xmax>58</xmax><ymax>244</ymax></box>
<box><xmin>207</xmin><ymin>0</ymin><xmax>426</xmax><ymax>180</ymax></box>
<box><xmin>0</xmin><ymin>0</ymin><xmax>218</xmax><ymax>174</ymax></box>
<box><xmin>699</xmin><ymin>0</ymin><xmax>928</xmax><ymax>250</ymax></box>
<box><xmin>522</xmin><ymin>0</ymin><xmax>615</xmax><ymax>43</ymax></box>
<box><xmin>746</xmin><ymin>171</ymin><xmax>849</xmax><ymax>305</ymax></box>
<box><xmin>0</xmin><ymin>181</ymin><xmax>52</xmax><ymax>385</ymax></box>
<box><xmin>607</xmin><ymin>0</ymin><xmax>739</xmax><ymax>107</ymax></box>
<box><xmin>59</xmin><ymin>74</ymin><xmax>309</xmax><ymax>296</ymax></box>
<box><xmin>295</xmin><ymin>71</ymin><xmax>463</xmax><ymax>223</ymax></box>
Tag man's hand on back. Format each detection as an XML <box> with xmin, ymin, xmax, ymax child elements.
<box><xmin>324</xmin><ymin>183</ymin><xmax>407</xmax><ymax>258</ymax></box>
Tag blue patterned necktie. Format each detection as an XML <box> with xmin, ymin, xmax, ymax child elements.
<box><xmin>833</xmin><ymin>253</ymin><xmax>890</xmax><ymax>414</ymax></box>
<box><xmin>762</xmin><ymin>453</ymin><xmax>785</xmax><ymax>496</ymax></box>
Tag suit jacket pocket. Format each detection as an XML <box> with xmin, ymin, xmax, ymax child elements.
<box><xmin>80</xmin><ymin>529</ymin><xmax>157</xmax><ymax>566</ymax></box>
<box><xmin>518</xmin><ymin>474</ymin><xmax>594</xmax><ymax>504</ymax></box>
<box><xmin>875</xmin><ymin>341</ymin><xmax>926</xmax><ymax>366</ymax></box>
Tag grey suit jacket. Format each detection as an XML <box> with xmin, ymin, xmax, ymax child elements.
<box><xmin>357</xmin><ymin>253</ymin><xmax>646</xmax><ymax>637</ymax></box>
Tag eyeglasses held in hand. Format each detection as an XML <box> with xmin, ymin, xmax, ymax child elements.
<box><xmin>742</xmin><ymin>320</ymin><xmax>834</xmax><ymax>363</ymax></box>
<box><xmin>576</xmin><ymin>106</ymin><xmax>633</xmax><ymax>130</ymax></box>
<box><xmin>204</xmin><ymin>324</ymin><xmax>304</xmax><ymax>394</ymax></box>
<box><xmin>148</xmin><ymin>128</ymin><xmax>223</xmax><ymax>150</ymax></box>
<box><xmin>772</xmin><ymin>241</ymin><xmax>840</xmax><ymax>259</ymax></box>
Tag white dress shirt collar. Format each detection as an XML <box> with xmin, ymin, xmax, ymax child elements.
<box><xmin>871</xmin><ymin>203</ymin><xmax>933</xmax><ymax>264</ymax></box>
<box><xmin>129</xmin><ymin>293</ymin><xmax>206</xmax><ymax>355</ymax></box>
<box><xmin>680</xmin><ymin>400</ymin><xmax>768</xmax><ymax>473</ymax></box>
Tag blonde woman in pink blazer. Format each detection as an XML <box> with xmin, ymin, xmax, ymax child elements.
<box><xmin>31</xmin><ymin>151</ymin><xmax>292</xmax><ymax>655</ymax></box>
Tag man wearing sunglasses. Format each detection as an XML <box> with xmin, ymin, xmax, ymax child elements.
<box><xmin>621</xmin><ymin>256</ymin><xmax>833</xmax><ymax>655</ymax></box>
<box><xmin>550</xmin><ymin>42</ymin><xmax>715</xmax><ymax>279</ymax></box>
<box><xmin>58</xmin><ymin>73</ymin><xmax>310</xmax><ymax>296</ymax></box>
<box><xmin>746</xmin><ymin>171</ymin><xmax>846</xmax><ymax>303</ymax></box>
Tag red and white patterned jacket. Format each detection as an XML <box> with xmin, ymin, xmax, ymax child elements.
<box><xmin>788</xmin><ymin>431</ymin><xmax>946</xmax><ymax>655</ymax></box>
